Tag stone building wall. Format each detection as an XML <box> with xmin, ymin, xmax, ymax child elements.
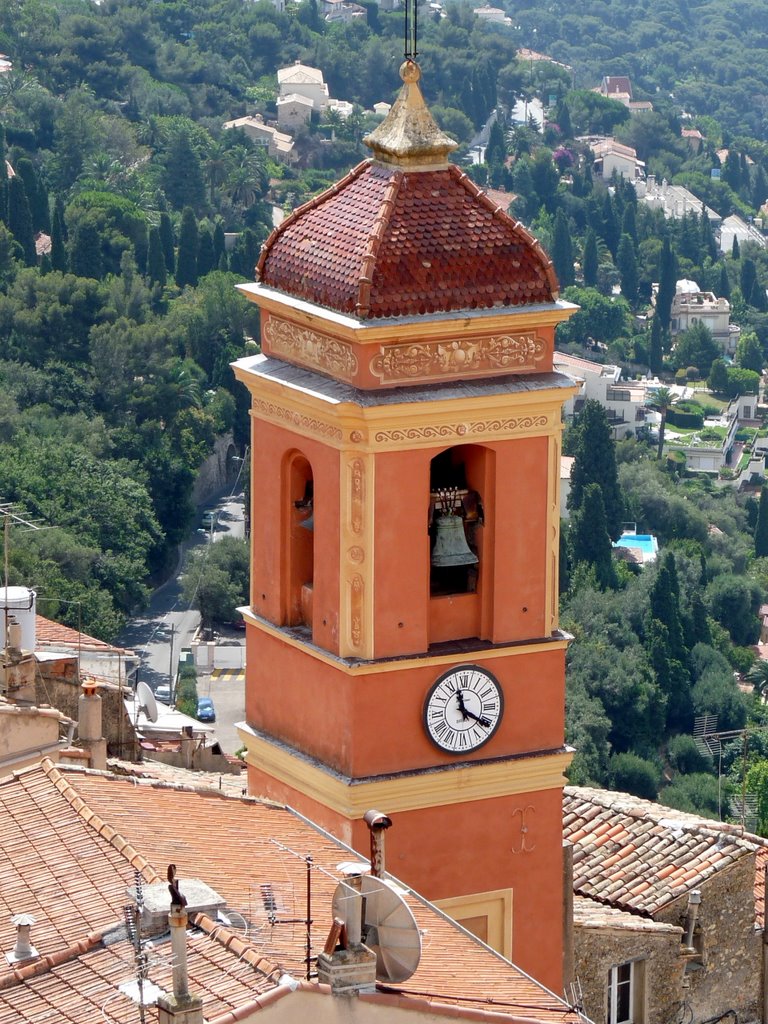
<box><xmin>656</xmin><ymin>855</ymin><xmax>762</xmax><ymax>1024</ymax></box>
<box><xmin>35</xmin><ymin>660</ymin><xmax>139</xmax><ymax>760</ymax></box>
<box><xmin>574</xmin><ymin>920</ymin><xmax>682</xmax><ymax>1024</ymax></box>
<box><xmin>191</xmin><ymin>432</ymin><xmax>236</xmax><ymax>506</ymax></box>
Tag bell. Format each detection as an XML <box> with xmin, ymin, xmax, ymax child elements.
<box><xmin>299</xmin><ymin>510</ymin><xmax>314</xmax><ymax>531</ymax></box>
<box><xmin>431</xmin><ymin>515</ymin><xmax>478</xmax><ymax>567</ymax></box>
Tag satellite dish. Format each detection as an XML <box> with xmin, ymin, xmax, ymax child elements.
<box><xmin>332</xmin><ymin>874</ymin><xmax>421</xmax><ymax>983</ymax></box>
<box><xmin>136</xmin><ymin>681</ymin><xmax>159</xmax><ymax>724</ymax></box>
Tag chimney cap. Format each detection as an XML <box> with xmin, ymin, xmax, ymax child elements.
<box><xmin>12</xmin><ymin>913</ymin><xmax>36</xmax><ymax>927</ymax></box>
<box><xmin>364</xmin><ymin>809</ymin><xmax>392</xmax><ymax>830</ymax></box>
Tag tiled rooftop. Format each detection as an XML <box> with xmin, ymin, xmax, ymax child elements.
<box><xmin>257</xmin><ymin>160</ymin><xmax>558</xmax><ymax>319</ymax></box>
<box><xmin>565</xmin><ymin>787</ymin><xmax>760</xmax><ymax>917</ymax></box>
<box><xmin>35</xmin><ymin>615</ymin><xmax>129</xmax><ymax>654</ymax></box>
<box><xmin>0</xmin><ymin>760</ymin><xmax>580</xmax><ymax>1023</ymax></box>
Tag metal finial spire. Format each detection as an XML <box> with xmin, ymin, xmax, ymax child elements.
<box><xmin>404</xmin><ymin>0</ymin><xmax>418</xmax><ymax>59</ymax></box>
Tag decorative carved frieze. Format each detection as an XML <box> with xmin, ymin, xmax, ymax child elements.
<box><xmin>264</xmin><ymin>318</ymin><xmax>358</xmax><ymax>381</ymax></box>
<box><xmin>349</xmin><ymin>574</ymin><xmax>364</xmax><ymax>649</ymax></box>
<box><xmin>374</xmin><ymin>414</ymin><xmax>550</xmax><ymax>444</ymax></box>
<box><xmin>252</xmin><ymin>397</ymin><xmax>343</xmax><ymax>440</ymax></box>
<box><xmin>370</xmin><ymin>333</ymin><xmax>545</xmax><ymax>383</ymax></box>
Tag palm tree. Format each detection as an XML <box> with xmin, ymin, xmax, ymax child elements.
<box><xmin>747</xmin><ymin>660</ymin><xmax>768</xmax><ymax>701</ymax></box>
<box><xmin>647</xmin><ymin>387</ymin><xmax>674</xmax><ymax>460</ymax></box>
<box><xmin>205</xmin><ymin>142</ymin><xmax>231</xmax><ymax>207</ymax></box>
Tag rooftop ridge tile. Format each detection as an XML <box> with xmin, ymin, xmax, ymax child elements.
<box><xmin>39</xmin><ymin>759</ymin><xmax>161</xmax><ymax>884</ymax></box>
<box><xmin>356</xmin><ymin>169</ymin><xmax>402</xmax><ymax>318</ymax></box>
<box><xmin>0</xmin><ymin>930</ymin><xmax>105</xmax><ymax>991</ymax></box>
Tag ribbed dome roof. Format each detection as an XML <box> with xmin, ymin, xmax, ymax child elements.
<box><xmin>256</xmin><ymin>62</ymin><xmax>558</xmax><ymax>321</ymax></box>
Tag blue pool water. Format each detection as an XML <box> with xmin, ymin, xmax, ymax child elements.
<box><xmin>614</xmin><ymin>534</ymin><xmax>657</xmax><ymax>556</ymax></box>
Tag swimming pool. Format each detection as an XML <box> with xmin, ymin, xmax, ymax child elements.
<box><xmin>613</xmin><ymin>533</ymin><xmax>658</xmax><ymax>562</ymax></box>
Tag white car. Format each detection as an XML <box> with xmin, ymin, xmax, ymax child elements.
<box><xmin>154</xmin><ymin>683</ymin><xmax>172</xmax><ymax>704</ymax></box>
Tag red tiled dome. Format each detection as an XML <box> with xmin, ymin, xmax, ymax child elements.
<box><xmin>256</xmin><ymin>159</ymin><xmax>559</xmax><ymax>320</ymax></box>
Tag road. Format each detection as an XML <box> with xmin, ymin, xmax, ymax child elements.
<box><xmin>117</xmin><ymin>486</ymin><xmax>247</xmax><ymax>753</ymax></box>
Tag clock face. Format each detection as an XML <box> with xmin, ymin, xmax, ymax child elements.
<box><xmin>423</xmin><ymin>665</ymin><xmax>503</xmax><ymax>754</ymax></box>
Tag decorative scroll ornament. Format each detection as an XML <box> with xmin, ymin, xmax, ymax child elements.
<box><xmin>264</xmin><ymin>318</ymin><xmax>358</xmax><ymax>381</ymax></box>
<box><xmin>252</xmin><ymin>397</ymin><xmax>343</xmax><ymax>441</ymax></box>
<box><xmin>374</xmin><ymin>414</ymin><xmax>549</xmax><ymax>444</ymax></box>
<box><xmin>370</xmin><ymin>334</ymin><xmax>545</xmax><ymax>384</ymax></box>
<box><xmin>349</xmin><ymin>574</ymin><xmax>364</xmax><ymax>648</ymax></box>
<box><xmin>350</xmin><ymin>458</ymin><xmax>364</xmax><ymax>535</ymax></box>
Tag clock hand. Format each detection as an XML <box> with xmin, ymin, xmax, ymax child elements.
<box><xmin>463</xmin><ymin>708</ymin><xmax>492</xmax><ymax>728</ymax></box>
<box><xmin>455</xmin><ymin>688</ymin><xmax>469</xmax><ymax>719</ymax></box>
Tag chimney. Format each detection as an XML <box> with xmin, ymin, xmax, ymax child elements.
<box><xmin>684</xmin><ymin>890</ymin><xmax>701</xmax><ymax>952</ymax></box>
<box><xmin>7</xmin><ymin>914</ymin><xmax>38</xmax><ymax>964</ymax></box>
<box><xmin>316</xmin><ymin>863</ymin><xmax>377</xmax><ymax>996</ymax></box>
<box><xmin>157</xmin><ymin>868</ymin><xmax>203</xmax><ymax>1024</ymax></box>
<box><xmin>364</xmin><ymin>809</ymin><xmax>392</xmax><ymax>877</ymax></box>
<box><xmin>78</xmin><ymin>679</ymin><xmax>107</xmax><ymax>770</ymax></box>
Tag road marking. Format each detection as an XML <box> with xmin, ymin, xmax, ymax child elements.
<box><xmin>211</xmin><ymin>669</ymin><xmax>245</xmax><ymax>683</ymax></box>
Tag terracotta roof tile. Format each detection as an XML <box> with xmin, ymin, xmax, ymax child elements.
<box><xmin>565</xmin><ymin>786</ymin><xmax>761</xmax><ymax>917</ymax></box>
<box><xmin>258</xmin><ymin>161</ymin><xmax>558</xmax><ymax>319</ymax></box>
<box><xmin>0</xmin><ymin>761</ymin><xmax>579</xmax><ymax>1024</ymax></box>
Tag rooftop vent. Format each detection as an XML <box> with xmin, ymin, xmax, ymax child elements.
<box><xmin>7</xmin><ymin>913</ymin><xmax>38</xmax><ymax>964</ymax></box>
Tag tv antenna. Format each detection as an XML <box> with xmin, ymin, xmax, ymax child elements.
<box><xmin>331</xmin><ymin>873</ymin><xmax>422</xmax><ymax>983</ymax></box>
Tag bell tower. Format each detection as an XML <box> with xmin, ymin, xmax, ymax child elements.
<box><xmin>233</xmin><ymin>62</ymin><xmax>577</xmax><ymax>993</ymax></box>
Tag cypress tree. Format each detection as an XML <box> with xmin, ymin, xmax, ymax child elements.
<box><xmin>15</xmin><ymin>158</ymin><xmax>48</xmax><ymax>233</ymax></box>
<box><xmin>50</xmin><ymin>200</ymin><xmax>67</xmax><ymax>272</ymax></box>
<box><xmin>650</xmin><ymin>553</ymin><xmax>687</xmax><ymax>666</ymax></box>
<box><xmin>753</xmin><ymin>165</ymin><xmax>768</xmax><ymax>209</ymax></box>
<box><xmin>175</xmin><ymin>206</ymin><xmax>198</xmax><ymax>288</ymax></box>
<box><xmin>646</xmin><ymin>617</ymin><xmax>692</xmax><ymax>734</ymax></box>
<box><xmin>700</xmin><ymin>211</ymin><xmax>717</xmax><ymax>261</ymax></box>
<box><xmin>557</xmin><ymin>101</ymin><xmax>572</xmax><ymax>140</ymax></box>
<box><xmin>229</xmin><ymin>227</ymin><xmax>260</xmax><ymax>278</ymax></box>
<box><xmin>690</xmin><ymin>592</ymin><xmax>711</xmax><ymax>647</ymax></box>
<box><xmin>756</xmin><ymin>485</ymin><xmax>768</xmax><ymax>558</ymax></box>
<box><xmin>601</xmin><ymin>191</ymin><xmax>620</xmax><ymax>256</ymax></box>
<box><xmin>569</xmin><ymin>483</ymin><xmax>616</xmax><ymax>589</ymax></box>
<box><xmin>161</xmin><ymin>131</ymin><xmax>206</xmax><ymax>212</ymax></box>
<box><xmin>213</xmin><ymin>220</ymin><xmax>226</xmax><ymax>266</ymax></box>
<box><xmin>147</xmin><ymin>226</ymin><xmax>167</xmax><ymax>286</ymax></box>
<box><xmin>752</xmin><ymin>277</ymin><xmax>768</xmax><ymax>311</ymax></box>
<box><xmin>718</xmin><ymin>262</ymin><xmax>731</xmax><ymax>299</ymax></box>
<box><xmin>741</xmin><ymin>257</ymin><xmax>758</xmax><ymax>303</ymax></box>
<box><xmin>656</xmin><ymin>236</ymin><xmax>676</xmax><ymax>331</ymax></box>
<box><xmin>650</xmin><ymin>315</ymin><xmax>663</xmax><ymax>374</ymax></box>
<box><xmin>133</xmin><ymin>220</ymin><xmax>148</xmax><ymax>275</ymax></box>
<box><xmin>620</xmin><ymin>202</ymin><xmax>637</xmax><ymax>245</ymax></box>
<box><xmin>7</xmin><ymin>176</ymin><xmax>36</xmax><ymax>266</ymax></box>
<box><xmin>0</xmin><ymin>124</ymin><xmax>7</xmax><ymax>224</ymax></box>
<box><xmin>159</xmin><ymin>212</ymin><xmax>175</xmax><ymax>272</ymax></box>
<box><xmin>732</xmin><ymin>235</ymin><xmax>740</xmax><ymax>259</ymax></box>
<box><xmin>567</xmin><ymin>399</ymin><xmax>623</xmax><ymax>541</ymax></box>
<box><xmin>617</xmin><ymin>232</ymin><xmax>638</xmax><ymax>305</ymax></box>
<box><xmin>552</xmin><ymin>209</ymin><xmax>574</xmax><ymax>287</ymax></box>
<box><xmin>69</xmin><ymin>219</ymin><xmax>103</xmax><ymax>279</ymax></box>
<box><xmin>197</xmin><ymin>225</ymin><xmax>215</xmax><ymax>278</ymax></box>
<box><xmin>582</xmin><ymin>228</ymin><xmax>598</xmax><ymax>287</ymax></box>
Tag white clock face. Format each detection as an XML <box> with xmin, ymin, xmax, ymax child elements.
<box><xmin>423</xmin><ymin>665</ymin><xmax>503</xmax><ymax>754</ymax></box>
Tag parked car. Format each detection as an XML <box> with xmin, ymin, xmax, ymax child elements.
<box><xmin>155</xmin><ymin>683</ymin><xmax>172</xmax><ymax>704</ymax></box>
<box><xmin>201</xmin><ymin>510</ymin><xmax>218</xmax><ymax>529</ymax></box>
<box><xmin>197</xmin><ymin>697</ymin><xmax>216</xmax><ymax>723</ymax></box>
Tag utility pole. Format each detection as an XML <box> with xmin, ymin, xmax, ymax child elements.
<box><xmin>169</xmin><ymin>622</ymin><xmax>175</xmax><ymax>702</ymax></box>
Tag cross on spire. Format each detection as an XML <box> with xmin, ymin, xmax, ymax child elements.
<box><xmin>403</xmin><ymin>0</ymin><xmax>418</xmax><ymax>59</ymax></box>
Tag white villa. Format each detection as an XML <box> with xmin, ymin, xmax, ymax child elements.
<box><xmin>277</xmin><ymin>61</ymin><xmax>330</xmax><ymax>111</ymax></box>
<box><xmin>554</xmin><ymin>351</ymin><xmax>649</xmax><ymax>439</ymax></box>
<box><xmin>670</xmin><ymin>281</ymin><xmax>738</xmax><ymax>355</ymax></box>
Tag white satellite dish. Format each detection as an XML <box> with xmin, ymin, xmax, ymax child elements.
<box><xmin>331</xmin><ymin>874</ymin><xmax>421</xmax><ymax>983</ymax></box>
<box><xmin>136</xmin><ymin>681</ymin><xmax>159</xmax><ymax>724</ymax></box>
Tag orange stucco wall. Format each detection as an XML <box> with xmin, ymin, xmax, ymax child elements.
<box><xmin>246</xmin><ymin>762</ymin><xmax>565</xmax><ymax>993</ymax></box>
<box><xmin>245</xmin><ymin>624</ymin><xmax>565</xmax><ymax>777</ymax></box>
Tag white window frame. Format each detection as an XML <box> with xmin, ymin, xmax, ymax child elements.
<box><xmin>608</xmin><ymin>961</ymin><xmax>637</xmax><ymax>1024</ymax></box>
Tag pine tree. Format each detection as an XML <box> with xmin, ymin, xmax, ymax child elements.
<box><xmin>650</xmin><ymin>315</ymin><xmax>663</xmax><ymax>374</ymax></box>
<box><xmin>656</xmin><ymin>236</ymin><xmax>676</xmax><ymax>331</ymax></box>
<box><xmin>567</xmin><ymin>399</ymin><xmax>623</xmax><ymax>541</ymax></box>
<box><xmin>159</xmin><ymin>212</ymin><xmax>175</xmax><ymax>273</ymax></box>
<box><xmin>552</xmin><ymin>209</ymin><xmax>574</xmax><ymax>287</ymax></box>
<box><xmin>617</xmin><ymin>233</ymin><xmax>638</xmax><ymax>305</ymax></box>
<box><xmin>569</xmin><ymin>483</ymin><xmax>615</xmax><ymax>589</ymax></box>
<box><xmin>7</xmin><ymin>176</ymin><xmax>36</xmax><ymax>266</ymax></box>
<box><xmin>50</xmin><ymin>197</ymin><xmax>67</xmax><ymax>272</ymax></box>
<box><xmin>175</xmin><ymin>206</ymin><xmax>198</xmax><ymax>287</ymax></box>
<box><xmin>197</xmin><ymin>225</ymin><xmax>215</xmax><ymax>278</ymax></box>
<box><xmin>147</xmin><ymin>226</ymin><xmax>166</xmax><ymax>286</ymax></box>
<box><xmin>756</xmin><ymin>486</ymin><xmax>768</xmax><ymax>558</ymax></box>
<box><xmin>582</xmin><ymin>228</ymin><xmax>598</xmax><ymax>287</ymax></box>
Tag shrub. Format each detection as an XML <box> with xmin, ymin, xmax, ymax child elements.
<box><xmin>661</xmin><ymin>773</ymin><xmax>723</xmax><ymax>818</ymax></box>
<box><xmin>176</xmin><ymin>665</ymin><xmax>199</xmax><ymax>717</ymax></box>
<box><xmin>667</xmin><ymin>407</ymin><xmax>704</xmax><ymax>428</ymax></box>
<box><xmin>675</xmin><ymin>368</ymin><xmax>687</xmax><ymax>382</ymax></box>
<box><xmin>667</xmin><ymin>734</ymin><xmax>713</xmax><ymax>775</ymax></box>
<box><xmin>686</xmin><ymin>365</ymin><xmax>700</xmax><ymax>380</ymax></box>
<box><xmin>608</xmin><ymin>752</ymin><xmax>661</xmax><ymax>799</ymax></box>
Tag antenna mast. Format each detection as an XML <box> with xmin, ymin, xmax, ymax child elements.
<box><xmin>403</xmin><ymin>0</ymin><xmax>418</xmax><ymax>59</ymax></box>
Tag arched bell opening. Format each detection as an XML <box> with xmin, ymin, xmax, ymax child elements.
<box><xmin>428</xmin><ymin>444</ymin><xmax>492</xmax><ymax>644</ymax></box>
<box><xmin>284</xmin><ymin>451</ymin><xmax>314</xmax><ymax>629</ymax></box>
